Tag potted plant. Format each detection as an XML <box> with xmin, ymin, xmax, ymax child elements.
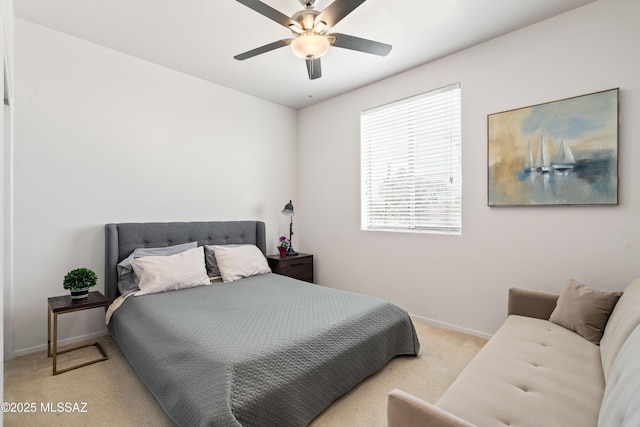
<box><xmin>63</xmin><ymin>267</ymin><xmax>98</xmax><ymax>299</ymax></box>
<box><xmin>277</xmin><ymin>236</ymin><xmax>290</xmax><ymax>258</ymax></box>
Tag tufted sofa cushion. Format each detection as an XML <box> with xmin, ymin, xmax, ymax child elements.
<box><xmin>599</xmin><ymin>277</ymin><xmax>640</xmax><ymax>381</ymax></box>
<box><xmin>435</xmin><ymin>315</ymin><xmax>604</xmax><ymax>427</ymax></box>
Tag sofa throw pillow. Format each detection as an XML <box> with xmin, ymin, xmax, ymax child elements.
<box><xmin>131</xmin><ymin>246</ymin><xmax>210</xmax><ymax>296</ymax></box>
<box><xmin>212</xmin><ymin>244</ymin><xmax>271</xmax><ymax>282</ymax></box>
<box><xmin>549</xmin><ymin>279</ymin><xmax>623</xmax><ymax>345</ymax></box>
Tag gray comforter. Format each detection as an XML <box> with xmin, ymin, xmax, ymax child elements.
<box><xmin>108</xmin><ymin>273</ymin><xmax>420</xmax><ymax>426</ymax></box>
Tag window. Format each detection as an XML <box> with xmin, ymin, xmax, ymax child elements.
<box><xmin>361</xmin><ymin>83</ymin><xmax>461</xmax><ymax>234</ymax></box>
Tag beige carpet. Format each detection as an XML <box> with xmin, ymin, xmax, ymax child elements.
<box><xmin>3</xmin><ymin>321</ymin><xmax>486</xmax><ymax>427</ymax></box>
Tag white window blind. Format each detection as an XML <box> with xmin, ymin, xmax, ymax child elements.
<box><xmin>361</xmin><ymin>83</ymin><xmax>461</xmax><ymax>234</ymax></box>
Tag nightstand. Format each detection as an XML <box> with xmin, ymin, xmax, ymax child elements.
<box><xmin>267</xmin><ymin>253</ymin><xmax>314</xmax><ymax>283</ymax></box>
<box><xmin>47</xmin><ymin>291</ymin><xmax>110</xmax><ymax>375</ymax></box>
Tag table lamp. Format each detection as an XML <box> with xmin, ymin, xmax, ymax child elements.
<box><xmin>281</xmin><ymin>200</ymin><xmax>298</xmax><ymax>256</ymax></box>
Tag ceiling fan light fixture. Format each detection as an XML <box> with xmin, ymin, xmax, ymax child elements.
<box><xmin>288</xmin><ymin>23</ymin><xmax>304</xmax><ymax>35</ymax></box>
<box><xmin>312</xmin><ymin>20</ymin><xmax>327</xmax><ymax>34</ymax></box>
<box><xmin>290</xmin><ymin>33</ymin><xmax>330</xmax><ymax>59</ymax></box>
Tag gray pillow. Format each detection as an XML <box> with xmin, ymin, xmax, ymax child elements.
<box><xmin>117</xmin><ymin>241</ymin><xmax>198</xmax><ymax>296</ymax></box>
<box><xmin>549</xmin><ymin>279</ymin><xmax>623</xmax><ymax>345</ymax></box>
<box><xmin>204</xmin><ymin>245</ymin><xmax>221</xmax><ymax>279</ymax></box>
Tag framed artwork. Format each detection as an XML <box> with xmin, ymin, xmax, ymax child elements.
<box><xmin>488</xmin><ymin>88</ymin><xmax>619</xmax><ymax>206</ymax></box>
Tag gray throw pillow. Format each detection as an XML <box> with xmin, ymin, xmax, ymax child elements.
<box><xmin>549</xmin><ymin>279</ymin><xmax>623</xmax><ymax>345</ymax></box>
<box><xmin>204</xmin><ymin>245</ymin><xmax>221</xmax><ymax>279</ymax></box>
<box><xmin>117</xmin><ymin>241</ymin><xmax>198</xmax><ymax>296</ymax></box>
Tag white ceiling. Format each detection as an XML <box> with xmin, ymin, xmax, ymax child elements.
<box><xmin>15</xmin><ymin>0</ymin><xmax>595</xmax><ymax>110</ymax></box>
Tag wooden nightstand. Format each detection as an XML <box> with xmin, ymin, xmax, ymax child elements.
<box><xmin>47</xmin><ymin>291</ymin><xmax>110</xmax><ymax>375</ymax></box>
<box><xmin>267</xmin><ymin>253</ymin><xmax>314</xmax><ymax>283</ymax></box>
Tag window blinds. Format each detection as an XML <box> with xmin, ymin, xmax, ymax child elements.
<box><xmin>361</xmin><ymin>83</ymin><xmax>461</xmax><ymax>234</ymax></box>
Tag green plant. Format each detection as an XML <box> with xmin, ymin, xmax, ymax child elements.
<box><xmin>63</xmin><ymin>268</ymin><xmax>98</xmax><ymax>290</ymax></box>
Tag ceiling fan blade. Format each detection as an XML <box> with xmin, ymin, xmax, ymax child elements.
<box><xmin>234</xmin><ymin>39</ymin><xmax>292</xmax><ymax>60</ymax></box>
<box><xmin>235</xmin><ymin>0</ymin><xmax>300</xmax><ymax>29</ymax></box>
<box><xmin>305</xmin><ymin>58</ymin><xmax>322</xmax><ymax>80</ymax></box>
<box><xmin>329</xmin><ymin>33</ymin><xmax>392</xmax><ymax>56</ymax></box>
<box><xmin>315</xmin><ymin>0</ymin><xmax>367</xmax><ymax>28</ymax></box>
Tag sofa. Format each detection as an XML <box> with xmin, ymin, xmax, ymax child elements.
<box><xmin>388</xmin><ymin>278</ymin><xmax>640</xmax><ymax>427</ymax></box>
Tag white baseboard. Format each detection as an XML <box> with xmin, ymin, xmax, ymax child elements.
<box><xmin>12</xmin><ymin>329</ymin><xmax>109</xmax><ymax>359</ymax></box>
<box><xmin>12</xmin><ymin>317</ymin><xmax>490</xmax><ymax>358</ymax></box>
<box><xmin>410</xmin><ymin>314</ymin><xmax>493</xmax><ymax>340</ymax></box>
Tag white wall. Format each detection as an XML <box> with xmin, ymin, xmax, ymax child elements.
<box><xmin>11</xmin><ymin>20</ymin><xmax>298</xmax><ymax>356</ymax></box>
<box><xmin>1</xmin><ymin>0</ymin><xmax>14</xmax><ymax>415</ymax></box>
<box><xmin>297</xmin><ymin>0</ymin><xmax>640</xmax><ymax>336</ymax></box>
<box><xmin>10</xmin><ymin>0</ymin><xmax>639</xmax><ymax>356</ymax></box>
<box><xmin>0</xmin><ymin>0</ymin><xmax>13</xmax><ymax>418</ymax></box>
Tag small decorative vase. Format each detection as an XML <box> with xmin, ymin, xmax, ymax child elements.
<box><xmin>278</xmin><ymin>246</ymin><xmax>287</xmax><ymax>257</ymax></box>
<box><xmin>70</xmin><ymin>288</ymin><xmax>89</xmax><ymax>300</ymax></box>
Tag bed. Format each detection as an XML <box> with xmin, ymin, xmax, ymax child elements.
<box><xmin>105</xmin><ymin>221</ymin><xmax>420</xmax><ymax>426</ymax></box>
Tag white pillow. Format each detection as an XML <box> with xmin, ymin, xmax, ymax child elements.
<box><xmin>212</xmin><ymin>245</ymin><xmax>271</xmax><ymax>282</ymax></box>
<box><xmin>131</xmin><ymin>246</ymin><xmax>210</xmax><ymax>296</ymax></box>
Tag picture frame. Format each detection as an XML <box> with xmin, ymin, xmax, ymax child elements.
<box><xmin>487</xmin><ymin>88</ymin><xmax>619</xmax><ymax>206</ymax></box>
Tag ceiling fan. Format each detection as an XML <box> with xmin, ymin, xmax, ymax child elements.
<box><xmin>234</xmin><ymin>0</ymin><xmax>392</xmax><ymax>80</ymax></box>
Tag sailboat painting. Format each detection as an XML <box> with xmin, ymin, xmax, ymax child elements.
<box><xmin>488</xmin><ymin>88</ymin><xmax>618</xmax><ymax>206</ymax></box>
<box><xmin>551</xmin><ymin>140</ymin><xmax>575</xmax><ymax>174</ymax></box>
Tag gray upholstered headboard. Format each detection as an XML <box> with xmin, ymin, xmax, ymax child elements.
<box><xmin>105</xmin><ymin>221</ymin><xmax>266</xmax><ymax>301</ymax></box>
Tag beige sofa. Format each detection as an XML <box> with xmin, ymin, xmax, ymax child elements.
<box><xmin>388</xmin><ymin>278</ymin><xmax>640</xmax><ymax>427</ymax></box>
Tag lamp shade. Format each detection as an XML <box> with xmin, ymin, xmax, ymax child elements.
<box><xmin>290</xmin><ymin>34</ymin><xmax>330</xmax><ymax>59</ymax></box>
<box><xmin>281</xmin><ymin>200</ymin><xmax>295</xmax><ymax>216</ymax></box>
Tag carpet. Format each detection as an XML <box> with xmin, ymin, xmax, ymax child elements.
<box><xmin>3</xmin><ymin>321</ymin><xmax>486</xmax><ymax>426</ymax></box>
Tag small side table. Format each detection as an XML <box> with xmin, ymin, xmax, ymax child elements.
<box><xmin>267</xmin><ymin>253</ymin><xmax>314</xmax><ymax>283</ymax></box>
<box><xmin>47</xmin><ymin>291</ymin><xmax>110</xmax><ymax>375</ymax></box>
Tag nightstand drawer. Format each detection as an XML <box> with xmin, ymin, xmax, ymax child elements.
<box><xmin>267</xmin><ymin>253</ymin><xmax>314</xmax><ymax>283</ymax></box>
<box><xmin>281</xmin><ymin>257</ymin><xmax>311</xmax><ymax>275</ymax></box>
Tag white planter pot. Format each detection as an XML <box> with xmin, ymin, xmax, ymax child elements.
<box><xmin>70</xmin><ymin>288</ymin><xmax>89</xmax><ymax>299</ymax></box>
